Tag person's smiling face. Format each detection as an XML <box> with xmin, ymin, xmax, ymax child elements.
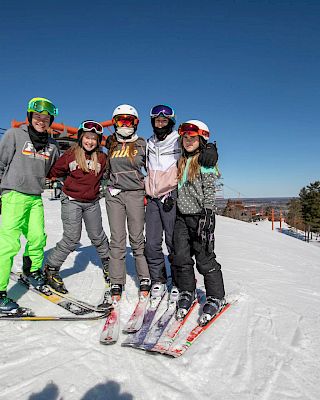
<box><xmin>32</xmin><ymin>112</ymin><xmax>51</xmax><ymax>133</ymax></box>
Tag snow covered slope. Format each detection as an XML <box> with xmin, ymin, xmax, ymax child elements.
<box><xmin>1</xmin><ymin>191</ymin><xmax>319</xmax><ymax>400</ymax></box>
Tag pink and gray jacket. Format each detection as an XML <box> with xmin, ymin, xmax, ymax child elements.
<box><xmin>145</xmin><ymin>130</ymin><xmax>181</xmax><ymax>199</ymax></box>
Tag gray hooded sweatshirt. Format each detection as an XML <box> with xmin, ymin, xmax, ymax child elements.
<box><xmin>0</xmin><ymin>124</ymin><xmax>60</xmax><ymax>195</ymax></box>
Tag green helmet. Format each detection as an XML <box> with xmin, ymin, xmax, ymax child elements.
<box><xmin>27</xmin><ymin>97</ymin><xmax>58</xmax><ymax>116</ymax></box>
<box><xmin>27</xmin><ymin>97</ymin><xmax>58</xmax><ymax>126</ymax></box>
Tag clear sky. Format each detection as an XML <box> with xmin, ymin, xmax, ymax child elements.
<box><xmin>0</xmin><ymin>0</ymin><xmax>319</xmax><ymax>198</ymax></box>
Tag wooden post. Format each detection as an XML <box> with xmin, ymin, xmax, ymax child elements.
<box><xmin>271</xmin><ymin>209</ymin><xmax>274</xmax><ymax>230</ymax></box>
<box><xmin>279</xmin><ymin>210</ymin><xmax>282</xmax><ymax>232</ymax></box>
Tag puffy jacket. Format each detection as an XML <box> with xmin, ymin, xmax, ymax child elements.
<box><xmin>145</xmin><ymin>131</ymin><xmax>181</xmax><ymax>198</ymax></box>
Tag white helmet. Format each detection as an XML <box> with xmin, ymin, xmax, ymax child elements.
<box><xmin>186</xmin><ymin>120</ymin><xmax>209</xmax><ymax>132</ymax></box>
<box><xmin>179</xmin><ymin>119</ymin><xmax>210</xmax><ymax>141</ymax></box>
<box><xmin>112</xmin><ymin>104</ymin><xmax>139</xmax><ymax>118</ymax></box>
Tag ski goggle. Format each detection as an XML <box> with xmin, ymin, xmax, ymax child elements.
<box><xmin>178</xmin><ymin>123</ymin><xmax>210</xmax><ymax>140</ymax></box>
<box><xmin>79</xmin><ymin>121</ymin><xmax>103</xmax><ymax>134</ymax></box>
<box><xmin>150</xmin><ymin>105</ymin><xmax>175</xmax><ymax>119</ymax></box>
<box><xmin>113</xmin><ymin>114</ymin><xmax>138</xmax><ymax>127</ymax></box>
<box><xmin>28</xmin><ymin>99</ymin><xmax>58</xmax><ymax>116</ymax></box>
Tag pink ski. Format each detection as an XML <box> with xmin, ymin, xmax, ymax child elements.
<box><xmin>123</xmin><ymin>292</ymin><xmax>150</xmax><ymax>333</ymax></box>
<box><xmin>151</xmin><ymin>298</ymin><xmax>200</xmax><ymax>354</ymax></box>
<box><xmin>165</xmin><ymin>302</ymin><xmax>232</xmax><ymax>357</ymax></box>
<box><xmin>100</xmin><ymin>296</ymin><xmax>121</xmax><ymax>345</ymax></box>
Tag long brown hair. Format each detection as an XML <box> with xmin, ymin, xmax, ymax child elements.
<box><xmin>68</xmin><ymin>143</ymin><xmax>100</xmax><ymax>176</ymax></box>
<box><xmin>177</xmin><ymin>153</ymin><xmax>200</xmax><ymax>183</ymax></box>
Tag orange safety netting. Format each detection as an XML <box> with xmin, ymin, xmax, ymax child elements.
<box><xmin>11</xmin><ymin>119</ymin><xmax>113</xmax><ymax>146</ymax></box>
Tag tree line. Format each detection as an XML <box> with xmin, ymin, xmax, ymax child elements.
<box><xmin>286</xmin><ymin>181</ymin><xmax>320</xmax><ymax>242</ymax></box>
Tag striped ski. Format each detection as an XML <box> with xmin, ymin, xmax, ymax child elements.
<box><xmin>137</xmin><ymin>288</ymin><xmax>179</xmax><ymax>350</ymax></box>
<box><xmin>150</xmin><ymin>296</ymin><xmax>203</xmax><ymax>354</ymax></box>
<box><xmin>164</xmin><ymin>302</ymin><xmax>232</xmax><ymax>357</ymax></box>
<box><xmin>0</xmin><ymin>308</ymin><xmax>110</xmax><ymax>322</ymax></box>
<box><xmin>123</xmin><ymin>291</ymin><xmax>150</xmax><ymax>333</ymax></box>
<box><xmin>121</xmin><ymin>290</ymin><xmax>167</xmax><ymax>348</ymax></box>
<box><xmin>10</xmin><ymin>272</ymin><xmax>102</xmax><ymax>315</ymax></box>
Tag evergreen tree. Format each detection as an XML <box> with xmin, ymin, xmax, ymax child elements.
<box><xmin>299</xmin><ymin>181</ymin><xmax>320</xmax><ymax>240</ymax></box>
<box><xmin>287</xmin><ymin>199</ymin><xmax>304</xmax><ymax>231</ymax></box>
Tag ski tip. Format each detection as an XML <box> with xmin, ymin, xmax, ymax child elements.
<box><xmin>100</xmin><ymin>339</ymin><xmax>117</xmax><ymax>345</ymax></box>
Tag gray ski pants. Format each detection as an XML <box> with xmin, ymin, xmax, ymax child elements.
<box><xmin>46</xmin><ymin>193</ymin><xmax>110</xmax><ymax>269</ymax></box>
<box><xmin>105</xmin><ymin>189</ymin><xmax>150</xmax><ymax>285</ymax></box>
<box><xmin>144</xmin><ymin>196</ymin><xmax>176</xmax><ymax>284</ymax></box>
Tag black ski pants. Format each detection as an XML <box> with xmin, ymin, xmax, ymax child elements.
<box><xmin>172</xmin><ymin>212</ymin><xmax>225</xmax><ymax>299</ymax></box>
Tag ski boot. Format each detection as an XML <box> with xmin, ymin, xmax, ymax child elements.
<box><xmin>0</xmin><ymin>291</ymin><xmax>20</xmax><ymax>314</ymax></box>
<box><xmin>138</xmin><ymin>278</ymin><xmax>151</xmax><ymax>302</ymax></box>
<box><xmin>150</xmin><ymin>282</ymin><xmax>166</xmax><ymax>299</ymax></box>
<box><xmin>139</xmin><ymin>278</ymin><xmax>151</xmax><ymax>295</ymax></box>
<box><xmin>169</xmin><ymin>286</ymin><xmax>179</xmax><ymax>303</ymax></box>
<box><xmin>105</xmin><ymin>284</ymin><xmax>122</xmax><ymax>308</ymax></box>
<box><xmin>21</xmin><ymin>256</ymin><xmax>46</xmax><ymax>290</ymax></box>
<box><xmin>109</xmin><ymin>284</ymin><xmax>122</xmax><ymax>304</ymax></box>
<box><xmin>97</xmin><ymin>261</ymin><xmax>112</xmax><ymax>310</ymax></box>
<box><xmin>101</xmin><ymin>258</ymin><xmax>110</xmax><ymax>281</ymax></box>
<box><xmin>111</xmin><ymin>284</ymin><xmax>122</xmax><ymax>297</ymax></box>
<box><xmin>176</xmin><ymin>290</ymin><xmax>195</xmax><ymax>320</ymax></box>
<box><xmin>199</xmin><ymin>297</ymin><xmax>226</xmax><ymax>326</ymax></box>
<box><xmin>44</xmin><ymin>265</ymin><xmax>68</xmax><ymax>294</ymax></box>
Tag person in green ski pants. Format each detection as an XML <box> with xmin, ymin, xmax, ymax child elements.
<box><xmin>0</xmin><ymin>97</ymin><xmax>60</xmax><ymax>313</ymax></box>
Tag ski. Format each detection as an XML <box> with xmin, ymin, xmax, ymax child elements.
<box><xmin>138</xmin><ymin>288</ymin><xmax>179</xmax><ymax>350</ymax></box>
<box><xmin>100</xmin><ymin>295</ymin><xmax>121</xmax><ymax>345</ymax></box>
<box><xmin>0</xmin><ymin>308</ymin><xmax>110</xmax><ymax>321</ymax></box>
<box><xmin>0</xmin><ymin>307</ymin><xmax>33</xmax><ymax>318</ymax></box>
<box><xmin>121</xmin><ymin>290</ymin><xmax>167</xmax><ymax>348</ymax></box>
<box><xmin>123</xmin><ymin>291</ymin><xmax>150</xmax><ymax>334</ymax></box>
<box><xmin>150</xmin><ymin>296</ymin><xmax>202</xmax><ymax>354</ymax></box>
<box><xmin>10</xmin><ymin>272</ymin><xmax>102</xmax><ymax>315</ymax></box>
<box><xmin>164</xmin><ymin>302</ymin><xmax>232</xmax><ymax>357</ymax></box>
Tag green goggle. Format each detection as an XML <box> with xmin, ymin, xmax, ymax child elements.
<box><xmin>28</xmin><ymin>99</ymin><xmax>58</xmax><ymax>116</ymax></box>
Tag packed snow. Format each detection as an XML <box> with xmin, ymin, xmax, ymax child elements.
<box><xmin>1</xmin><ymin>190</ymin><xmax>319</xmax><ymax>400</ymax></box>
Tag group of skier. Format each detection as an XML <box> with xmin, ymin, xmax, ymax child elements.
<box><xmin>0</xmin><ymin>97</ymin><xmax>225</xmax><ymax>324</ymax></box>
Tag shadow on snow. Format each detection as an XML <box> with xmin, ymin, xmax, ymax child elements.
<box><xmin>28</xmin><ymin>380</ymin><xmax>133</xmax><ymax>400</ymax></box>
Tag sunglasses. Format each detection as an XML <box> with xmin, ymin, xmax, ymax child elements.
<box><xmin>79</xmin><ymin>121</ymin><xmax>104</xmax><ymax>134</ymax></box>
<box><xmin>113</xmin><ymin>114</ymin><xmax>138</xmax><ymax>127</ymax></box>
<box><xmin>178</xmin><ymin>123</ymin><xmax>210</xmax><ymax>140</ymax></box>
<box><xmin>150</xmin><ymin>104</ymin><xmax>175</xmax><ymax>119</ymax></box>
<box><xmin>29</xmin><ymin>99</ymin><xmax>58</xmax><ymax>116</ymax></box>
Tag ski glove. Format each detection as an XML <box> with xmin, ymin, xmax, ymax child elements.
<box><xmin>163</xmin><ymin>196</ymin><xmax>175</xmax><ymax>212</ymax></box>
<box><xmin>198</xmin><ymin>143</ymin><xmax>218</xmax><ymax>168</ymax></box>
<box><xmin>197</xmin><ymin>208</ymin><xmax>216</xmax><ymax>253</ymax></box>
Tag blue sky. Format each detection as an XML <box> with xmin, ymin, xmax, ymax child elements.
<box><xmin>0</xmin><ymin>0</ymin><xmax>319</xmax><ymax>197</ymax></box>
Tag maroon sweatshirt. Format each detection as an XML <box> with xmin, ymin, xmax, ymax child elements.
<box><xmin>48</xmin><ymin>148</ymin><xmax>107</xmax><ymax>202</ymax></box>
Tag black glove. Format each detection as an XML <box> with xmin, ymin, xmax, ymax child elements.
<box><xmin>163</xmin><ymin>196</ymin><xmax>175</xmax><ymax>212</ymax></box>
<box><xmin>198</xmin><ymin>142</ymin><xmax>218</xmax><ymax>168</ymax></box>
<box><xmin>197</xmin><ymin>208</ymin><xmax>215</xmax><ymax>252</ymax></box>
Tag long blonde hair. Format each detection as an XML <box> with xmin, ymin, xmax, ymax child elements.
<box><xmin>69</xmin><ymin>143</ymin><xmax>100</xmax><ymax>176</ymax></box>
<box><xmin>106</xmin><ymin>134</ymin><xmax>137</xmax><ymax>165</ymax></box>
<box><xmin>177</xmin><ymin>152</ymin><xmax>200</xmax><ymax>183</ymax></box>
